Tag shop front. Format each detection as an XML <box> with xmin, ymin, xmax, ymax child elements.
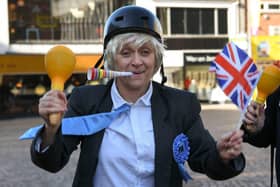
<box><xmin>183</xmin><ymin>53</ymin><xmax>216</xmax><ymax>101</ymax></box>
<box><xmin>0</xmin><ymin>0</ymin><xmax>133</xmax><ymax>116</ymax></box>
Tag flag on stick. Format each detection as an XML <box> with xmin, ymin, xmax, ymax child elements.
<box><xmin>210</xmin><ymin>42</ymin><xmax>260</xmax><ymax>112</ymax></box>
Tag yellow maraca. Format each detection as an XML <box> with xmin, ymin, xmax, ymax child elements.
<box><xmin>254</xmin><ymin>63</ymin><xmax>280</xmax><ymax>104</ymax></box>
<box><xmin>45</xmin><ymin>46</ymin><xmax>76</xmax><ymax>125</ymax></box>
<box><xmin>241</xmin><ymin>63</ymin><xmax>280</xmax><ymax>131</ymax></box>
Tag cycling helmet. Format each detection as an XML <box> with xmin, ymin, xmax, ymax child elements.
<box><xmin>103</xmin><ymin>5</ymin><xmax>163</xmax><ymax>49</ymax></box>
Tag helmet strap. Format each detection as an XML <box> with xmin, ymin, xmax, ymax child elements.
<box><xmin>94</xmin><ymin>54</ymin><xmax>104</xmax><ymax>69</ymax></box>
<box><xmin>160</xmin><ymin>63</ymin><xmax>167</xmax><ymax>85</ymax></box>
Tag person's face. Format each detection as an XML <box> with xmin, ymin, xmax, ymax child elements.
<box><xmin>115</xmin><ymin>40</ymin><xmax>156</xmax><ymax>91</ymax></box>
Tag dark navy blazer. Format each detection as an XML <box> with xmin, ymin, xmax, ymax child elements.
<box><xmin>31</xmin><ymin>80</ymin><xmax>245</xmax><ymax>187</ymax></box>
<box><xmin>244</xmin><ymin>86</ymin><xmax>280</xmax><ymax>186</ymax></box>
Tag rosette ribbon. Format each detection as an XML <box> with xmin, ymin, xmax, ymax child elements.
<box><xmin>172</xmin><ymin>133</ymin><xmax>192</xmax><ymax>183</ymax></box>
<box><xmin>19</xmin><ymin>104</ymin><xmax>130</xmax><ymax>140</ymax></box>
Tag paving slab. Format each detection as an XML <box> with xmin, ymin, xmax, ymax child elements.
<box><xmin>0</xmin><ymin>103</ymin><xmax>276</xmax><ymax>187</ymax></box>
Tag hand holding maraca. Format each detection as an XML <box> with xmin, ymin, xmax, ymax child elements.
<box><xmin>242</xmin><ymin>101</ymin><xmax>265</xmax><ymax>133</ymax></box>
<box><xmin>44</xmin><ymin>46</ymin><xmax>76</xmax><ymax>126</ymax></box>
<box><xmin>38</xmin><ymin>90</ymin><xmax>68</xmax><ymax>126</ymax></box>
<box><xmin>242</xmin><ymin>63</ymin><xmax>280</xmax><ymax>133</ymax></box>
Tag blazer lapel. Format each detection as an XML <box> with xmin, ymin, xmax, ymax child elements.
<box><xmin>152</xmin><ymin>83</ymin><xmax>173</xmax><ymax>187</ymax></box>
<box><xmin>92</xmin><ymin>80</ymin><xmax>114</xmax><ymax>114</ymax></box>
<box><xmin>77</xmin><ymin>82</ymin><xmax>113</xmax><ymax>186</ymax></box>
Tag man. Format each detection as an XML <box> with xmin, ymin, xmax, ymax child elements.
<box><xmin>31</xmin><ymin>5</ymin><xmax>245</xmax><ymax>187</ymax></box>
<box><xmin>242</xmin><ymin>86</ymin><xmax>280</xmax><ymax>186</ymax></box>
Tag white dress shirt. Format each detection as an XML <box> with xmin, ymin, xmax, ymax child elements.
<box><xmin>93</xmin><ymin>80</ymin><xmax>155</xmax><ymax>187</ymax></box>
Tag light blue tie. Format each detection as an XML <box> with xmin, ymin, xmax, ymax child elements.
<box><xmin>19</xmin><ymin>104</ymin><xmax>130</xmax><ymax>140</ymax></box>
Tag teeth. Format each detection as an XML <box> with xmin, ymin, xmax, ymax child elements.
<box><xmin>87</xmin><ymin>68</ymin><xmax>133</xmax><ymax>80</ymax></box>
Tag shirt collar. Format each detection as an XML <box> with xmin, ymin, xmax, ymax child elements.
<box><xmin>111</xmin><ymin>80</ymin><xmax>152</xmax><ymax>109</ymax></box>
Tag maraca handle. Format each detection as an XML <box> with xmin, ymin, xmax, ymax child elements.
<box><xmin>49</xmin><ymin>112</ymin><xmax>62</xmax><ymax>126</ymax></box>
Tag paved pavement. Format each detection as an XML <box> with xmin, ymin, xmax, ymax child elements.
<box><xmin>0</xmin><ymin>103</ymin><xmax>276</xmax><ymax>187</ymax></box>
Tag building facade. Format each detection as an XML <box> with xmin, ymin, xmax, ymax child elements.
<box><xmin>0</xmin><ymin>0</ymin><xmax>133</xmax><ymax>114</ymax></box>
<box><xmin>0</xmin><ymin>0</ymin><xmax>246</xmax><ymax>115</ymax></box>
<box><xmin>138</xmin><ymin>0</ymin><xmax>246</xmax><ymax>101</ymax></box>
<box><xmin>248</xmin><ymin>0</ymin><xmax>280</xmax><ymax>67</ymax></box>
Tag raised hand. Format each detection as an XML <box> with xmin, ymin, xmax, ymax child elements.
<box><xmin>38</xmin><ymin>90</ymin><xmax>68</xmax><ymax>148</ymax></box>
<box><xmin>39</xmin><ymin>90</ymin><xmax>67</xmax><ymax>126</ymax></box>
<box><xmin>216</xmin><ymin>130</ymin><xmax>244</xmax><ymax>163</ymax></box>
<box><xmin>242</xmin><ymin>101</ymin><xmax>265</xmax><ymax>133</ymax></box>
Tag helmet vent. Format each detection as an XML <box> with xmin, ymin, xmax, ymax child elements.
<box><xmin>115</xmin><ymin>16</ymin><xmax>124</xmax><ymax>22</ymax></box>
<box><xmin>141</xmin><ymin>16</ymin><xmax>149</xmax><ymax>20</ymax></box>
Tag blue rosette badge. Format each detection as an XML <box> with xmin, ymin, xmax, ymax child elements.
<box><xmin>172</xmin><ymin>133</ymin><xmax>192</xmax><ymax>183</ymax></box>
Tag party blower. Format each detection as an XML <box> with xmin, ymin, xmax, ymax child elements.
<box><xmin>254</xmin><ymin>63</ymin><xmax>280</xmax><ymax>104</ymax></box>
<box><xmin>45</xmin><ymin>46</ymin><xmax>76</xmax><ymax>125</ymax></box>
<box><xmin>87</xmin><ymin>68</ymin><xmax>133</xmax><ymax>81</ymax></box>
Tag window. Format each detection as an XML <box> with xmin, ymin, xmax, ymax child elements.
<box><xmin>268</xmin><ymin>4</ymin><xmax>280</xmax><ymax>9</ymax></box>
<box><xmin>171</xmin><ymin>8</ymin><xmax>185</xmax><ymax>34</ymax></box>
<box><xmin>269</xmin><ymin>25</ymin><xmax>280</xmax><ymax>35</ymax></box>
<box><xmin>218</xmin><ymin>9</ymin><xmax>227</xmax><ymax>34</ymax></box>
<box><xmin>201</xmin><ymin>9</ymin><xmax>214</xmax><ymax>34</ymax></box>
<box><xmin>8</xmin><ymin>0</ymin><xmax>133</xmax><ymax>43</ymax></box>
<box><xmin>157</xmin><ymin>7</ymin><xmax>228</xmax><ymax>35</ymax></box>
<box><xmin>260</xmin><ymin>2</ymin><xmax>280</xmax><ymax>12</ymax></box>
<box><xmin>157</xmin><ymin>8</ymin><xmax>168</xmax><ymax>34</ymax></box>
<box><xmin>187</xmin><ymin>8</ymin><xmax>199</xmax><ymax>34</ymax></box>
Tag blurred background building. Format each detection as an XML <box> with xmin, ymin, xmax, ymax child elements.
<box><xmin>0</xmin><ymin>0</ymin><xmax>279</xmax><ymax>116</ymax></box>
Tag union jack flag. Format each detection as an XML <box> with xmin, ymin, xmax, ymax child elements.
<box><xmin>210</xmin><ymin>42</ymin><xmax>260</xmax><ymax>111</ymax></box>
